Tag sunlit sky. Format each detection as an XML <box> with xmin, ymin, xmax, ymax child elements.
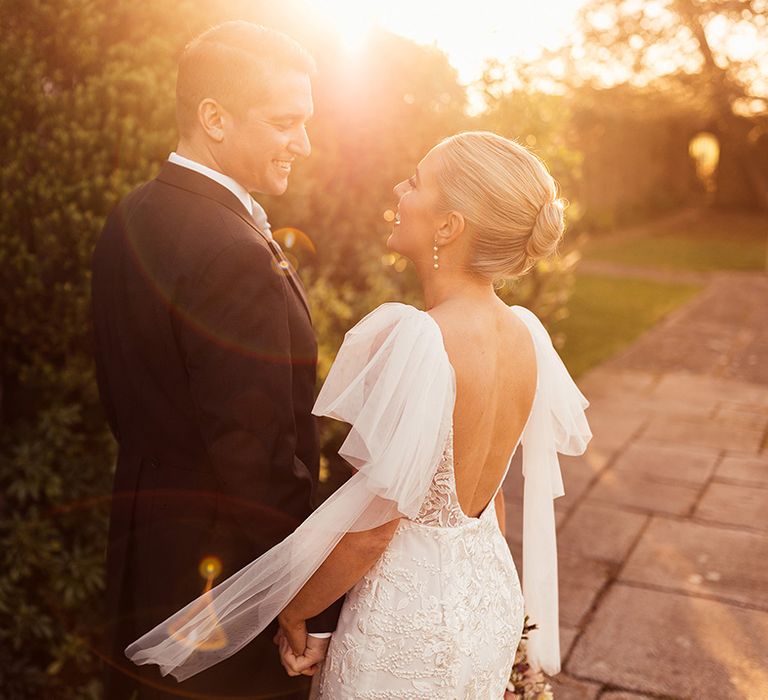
<box><xmin>315</xmin><ymin>0</ymin><xmax>587</xmax><ymax>85</ymax></box>
<box><xmin>312</xmin><ymin>0</ymin><xmax>768</xmax><ymax>113</ymax></box>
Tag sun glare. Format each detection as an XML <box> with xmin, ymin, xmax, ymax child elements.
<box><xmin>315</xmin><ymin>0</ymin><xmax>377</xmax><ymax>52</ymax></box>
<box><xmin>312</xmin><ymin>0</ymin><xmax>587</xmax><ymax>80</ymax></box>
<box><xmin>312</xmin><ymin>0</ymin><xmax>767</xmax><ymax>112</ymax></box>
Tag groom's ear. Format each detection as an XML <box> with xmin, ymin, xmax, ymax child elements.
<box><xmin>198</xmin><ymin>99</ymin><xmax>226</xmax><ymax>142</ymax></box>
<box><xmin>436</xmin><ymin>211</ymin><xmax>465</xmax><ymax>246</ymax></box>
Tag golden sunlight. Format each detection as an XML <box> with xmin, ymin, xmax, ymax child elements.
<box><xmin>315</xmin><ymin>0</ymin><xmax>376</xmax><ymax>52</ymax></box>
<box><xmin>689</xmin><ymin>132</ymin><xmax>721</xmax><ymax>193</ymax></box>
<box><xmin>312</xmin><ymin>0</ymin><xmax>588</xmax><ymax>82</ymax></box>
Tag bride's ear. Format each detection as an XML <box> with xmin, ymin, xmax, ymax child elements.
<box><xmin>436</xmin><ymin>211</ymin><xmax>465</xmax><ymax>246</ymax></box>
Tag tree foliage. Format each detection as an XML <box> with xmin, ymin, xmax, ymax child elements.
<box><xmin>1</xmin><ymin>1</ymin><xmax>190</xmax><ymax>696</ymax></box>
<box><xmin>546</xmin><ymin>0</ymin><xmax>768</xmax><ymax>209</ymax></box>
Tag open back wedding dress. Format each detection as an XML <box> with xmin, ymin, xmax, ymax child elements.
<box><xmin>310</xmin><ymin>423</ymin><xmax>523</xmax><ymax>698</ymax></box>
<box><xmin>126</xmin><ymin>303</ymin><xmax>591</xmax><ymax>699</ymax></box>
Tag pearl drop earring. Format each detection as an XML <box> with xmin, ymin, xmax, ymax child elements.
<box><xmin>433</xmin><ymin>236</ymin><xmax>439</xmax><ymax>270</ymax></box>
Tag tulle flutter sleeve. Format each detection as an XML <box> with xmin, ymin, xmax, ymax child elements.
<box><xmin>125</xmin><ymin>303</ymin><xmax>455</xmax><ymax>681</ymax></box>
<box><xmin>511</xmin><ymin>305</ymin><xmax>592</xmax><ymax>676</ymax></box>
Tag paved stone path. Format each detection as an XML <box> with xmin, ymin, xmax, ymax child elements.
<box><xmin>503</xmin><ymin>271</ymin><xmax>768</xmax><ymax>700</ymax></box>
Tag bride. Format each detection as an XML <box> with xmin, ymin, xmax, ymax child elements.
<box><xmin>126</xmin><ymin>131</ymin><xmax>591</xmax><ymax>698</ymax></box>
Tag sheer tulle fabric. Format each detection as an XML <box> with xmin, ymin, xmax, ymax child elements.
<box><xmin>512</xmin><ymin>305</ymin><xmax>592</xmax><ymax>675</ymax></box>
<box><xmin>125</xmin><ymin>302</ymin><xmax>590</xmax><ymax>682</ymax></box>
<box><xmin>125</xmin><ymin>304</ymin><xmax>455</xmax><ymax>681</ymax></box>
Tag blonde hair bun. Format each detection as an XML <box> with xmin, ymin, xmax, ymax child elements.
<box><xmin>526</xmin><ymin>198</ymin><xmax>566</xmax><ymax>260</ymax></box>
<box><xmin>435</xmin><ymin>131</ymin><xmax>566</xmax><ymax>280</ymax></box>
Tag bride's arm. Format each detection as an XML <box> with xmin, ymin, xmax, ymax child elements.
<box><xmin>495</xmin><ymin>488</ymin><xmax>506</xmax><ymax>537</ymax></box>
<box><xmin>278</xmin><ymin>518</ymin><xmax>401</xmax><ymax>653</ymax></box>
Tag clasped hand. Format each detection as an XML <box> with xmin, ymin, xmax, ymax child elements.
<box><xmin>274</xmin><ymin>614</ymin><xmax>329</xmax><ymax>677</ymax></box>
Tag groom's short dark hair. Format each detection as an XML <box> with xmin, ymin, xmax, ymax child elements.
<box><xmin>176</xmin><ymin>21</ymin><xmax>316</xmax><ymax>137</ymax></box>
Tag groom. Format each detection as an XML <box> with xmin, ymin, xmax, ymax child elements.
<box><xmin>92</xmin><ymin>22</ymin><xmax>340</xmax><ymax>699</ymax></box>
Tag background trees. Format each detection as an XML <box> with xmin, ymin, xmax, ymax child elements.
<box><xmin>558</xmin><ymin>0</ymin><xmax>768</xmax><ymax>211</ymax></box>
<box><xmin>1</xmin><ymin>2</ymin><xmax>184</xmax><ymax>696</ymax></box>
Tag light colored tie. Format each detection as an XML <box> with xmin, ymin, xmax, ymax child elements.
<box><xmin>248</xmin><ymin>201</ymin><xmax>308</xmax><ymax>310</ymax></box>
<box><xmin>250</xmin><ymin>198</ymin><xmax>276</xmax><ymax>243</ymax></box>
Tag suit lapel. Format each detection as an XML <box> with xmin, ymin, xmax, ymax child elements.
<box><xmin>157</xmin><ymin>162</ymin><xmax>312</xmax><ymax>319</ymax></box>
<box><xmin>223</xmin><ymin>209</ymin><xmax>312</xmax><ymax>320</ymax></box>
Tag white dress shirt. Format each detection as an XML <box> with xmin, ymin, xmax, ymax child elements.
<box><xmin>167</xmin><ymin>152</ymin><xmax>273</xmax><ymax>238</ymax></box>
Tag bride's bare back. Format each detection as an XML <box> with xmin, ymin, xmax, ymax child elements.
<box><xmin>430</xmin><ymin>297</ymin><xmax>537</xmax><ymax>517</ymax></box>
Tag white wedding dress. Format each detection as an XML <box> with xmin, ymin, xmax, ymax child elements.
<box><xmin>310</xmin><ymin>426</ymin><xmax>524</xmax><ymax>699</ymax></box>
<box><xmin>125</xmin><ymin>303</ymin><xmax>591</xmax><ymax>699</ymax></box>
<box><xmin>309</xmin><ymin>303</ymin><xmax>590</xmax><ymax>698</ymax></box>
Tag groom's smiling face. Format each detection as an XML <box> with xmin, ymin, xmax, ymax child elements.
<box><xmin>221</xmin><ymin>67</ymin><xmax>314</xmax><ymax>195</ymax></box>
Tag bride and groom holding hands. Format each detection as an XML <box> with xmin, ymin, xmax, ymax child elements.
<box><xmin>92</xmin><ymin>20</ymin><xmax>591</xmax><ymax>700</ymax></box>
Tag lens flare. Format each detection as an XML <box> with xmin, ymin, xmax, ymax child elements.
<box><xmin>198</xmin><ymin>556</ymin><xmax>223</xmax><ymax>585</ymax></box>
<box><xmin>166</xmin><ymin>556</ymin><xmax>227</xmax><ymax>651</ymax></box>
<box><xmin>272</xmin><ymin>227</ymin><xmax>316</xmax><ymax>254</ymax></box>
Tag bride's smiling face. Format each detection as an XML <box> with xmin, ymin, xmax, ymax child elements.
<box><xmin>388</xmin><ymin>145</ymin><xmax>445</xmax><ymax>262</ymax></box>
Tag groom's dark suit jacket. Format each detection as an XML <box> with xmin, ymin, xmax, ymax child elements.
<box><xmin>92</xmin><ymin>162</ymin><xmax>341</xmax><ymax>700</ymax></box>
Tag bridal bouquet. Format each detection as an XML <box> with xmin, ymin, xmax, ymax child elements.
<box><xmin>505</xmin><ymin>616</ymin><xmax>555</xmax><ymax>700</ymax></box>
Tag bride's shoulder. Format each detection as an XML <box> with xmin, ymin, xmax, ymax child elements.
<box><xmin>348</xmin><ymin>302</ymin><xmax>439</xmax><ymax>336</ymax></box>
<box><xmin>337</xmin><ymin>303</ymin><xmax>446</xmax><ymax>367</ymax></box>
<box><xmin>508</xmin><ymin>304</ymin><xmax>555</xmax><ymax>347</ymax></box>
<box><xmin>361</xmin><ymin>301</ymin><xmax>425</xmax><ymax>320</ymax></box>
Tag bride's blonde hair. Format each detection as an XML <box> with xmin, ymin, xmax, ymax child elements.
<box><xmin>435</xmin><ymin>131</ymin><xmax>566</xmax><ymax>280</ymax></box>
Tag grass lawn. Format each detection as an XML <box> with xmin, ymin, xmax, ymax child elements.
<box><xmin>554</xmin><ymin>273</ymin><xmax>703</xmax><ymax>378</ymax></box>
<box><xmin>583</xmin><ymin>210</ymin><xmax>768</xmax><ymax>272</ymax></box>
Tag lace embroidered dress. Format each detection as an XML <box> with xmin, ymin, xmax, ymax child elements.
<box><xmin>310</xmin><ymin>428</ymin><xmax>525</xmax><ymax>699</ymax></box>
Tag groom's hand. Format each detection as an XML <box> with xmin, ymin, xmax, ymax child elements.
<box><xmin>274</xmin><ymin>621</ymin><xmax>329</xmax><ymax>676</ymax></box>
<box><xmin>278</xmin><ymin>633</ymin><xmax>330</xmax><ymax>677</ymax></box>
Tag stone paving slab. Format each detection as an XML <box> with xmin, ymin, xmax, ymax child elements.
<box><xmin>558</xmin><ymin>452</ymin><xmax>610</xmax><ymax>505</ymax></box>
<box><xmin>607</xmin><ymin>275</ymin><xmax>768</xmax><ymax>385</ymax></box>
<box><xmin>580</xmin><ymin>409</ymin><xmax>650</xmax><ymax>452</ymax></box>
<box><xmin>504</xmin><ymin>450</ymin><xmax>606</xmax><ymax>549</ymax></box>
<box><xmin>715</xmin><ymin>454</ymin><xmax>768</xmax><ymax>486</ymax></box>
<box><xmin>561</xmin><ymin>625</ymin><xmax>581</xmax><ymax>657</ymax></box>
<box><xmin>620</xmin><ymin>517</ymin><xmax>768</xmax><ymax>610</ymax></box>
<box><xmin>559</xmin><ymin>502</ymin><xmax>648</xmax><ymax>564</ymax></box>
<box><xmin>586</xmin><ymin>469</ymin><xmax>701</xmax><ymax>516</ymax></box>
<box><xmin>578</xmin><ymin>369</ymin><xmax>659</xmax><ymax>400</ymax></box>
<box><xmin>714</xmin><ymin>403</ymin><xmax>768</xmax><ymax>432</ymax></box>
<box><xmin>642</xmin><ymin>415</ymin><xmax>765</xmax><ymax>453</ymax></box>
<box><xmin>694</xmin><ymin>481</ymin><xmax>768</xmax><ymax>532</ymax></box>
<box><xmin>548</xmin><ymin>672</ymin><xmax>602</xmax><ymax>699</ymax></box>
<box><xmin>651</xmin><ymin>373</ymin><xmax>768</xmax><ymax>409</ymax></box>
<box><xmin>558</xmin><ymin>553</ymin><xmax>614</xmax><ymax>628</ymax></box>
<box><xmin>610</xmin><ymin>441</ymin><xmax>719</xmax><ymax>486</ymax></box>
<box><xmin>570</xmin><ymin>448</ymin><xmax>616</xmax><ymax>474</ymax></box>
<box><xmin>568</xmin><ymin>584</ymin><xmax>768</xmax><ymax>699</ymax></box>
<box><xmin>732</xmin><ymin>327</ymin><xmax>768</xmax><ymax>386</ymax></box>
<box><xmin>587</xmin><ymin>395</ymin><xmax>714</xmax><ymax>420</ymax></box>
<box><xmin>611</xmin><ymin>318</ymin><xmax>745</xmax><ymax>378</ymax></box>
<box><xmin>598</xmin><ymin>692</ymin><xmax>659</xmax><ymax>700</ymax></box>
<box><xmin>577</xmin><ymin>444</ymin><xmax>620</xmax><ymax>479</ymax></box>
